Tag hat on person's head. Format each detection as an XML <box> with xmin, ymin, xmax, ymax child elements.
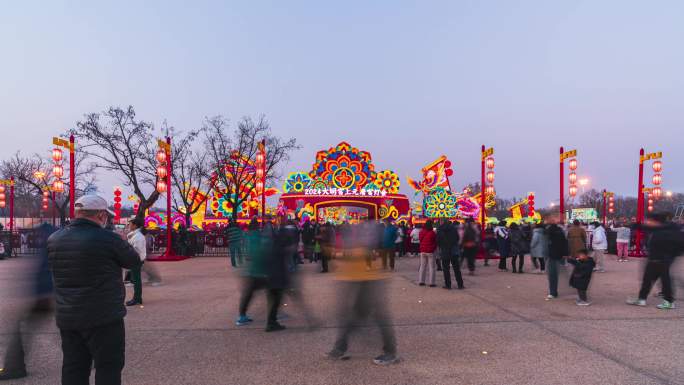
<box><xmin>74</xmin><ymin>195</ymin><xmax>115</xmax><ymax>216</ymax></box>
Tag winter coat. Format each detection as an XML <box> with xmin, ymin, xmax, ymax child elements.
<box><xmin>614</xmin><ymin>227</ymin><xmax>631</xmax><ymax>243</ymax></box>
<box><xmin>546</xmin><ymin>224</ymin><xmax>568</xmax><ymax>260</ymax></box>
<box><xmin>269</xmin><ymin>224</ymin><xmax>296</xmax><ymax>289</ymax></box>
<box><xmin>47</xmin><ymin>219</ymin><xmax>141</xmax><ymax>330</ymax></box>
<box><xmin>529</xmin><ymin>228</ymin><xmax>548</xmax><ymax>259</ymax></box>
<box><xmin>419</xmin><ymin>229</ymin><xmax>437</xmax><ymax>253</ymax></box>
<box><xmin>509</xmin><ymin>228</ymin><xmax>527</xmax><ymax>255</ymax></box>
<box><xmin>642</xmin><ymin>223</ymin><xmax>684</xmax><ymax>263</ymax></box>
<box><xmin>127</xmin><ymin>228</ymin><xmax>147</xmax><ymax>261</ymax></box>
<box><xmin>382</xmin><ymin>225</ymin><xmax>398</xmax><ymax>249</ymax></box>
<box><xmin>437</xmin><ymin>222</ymin><xmax>459</xmax><ymax>257</ymax></box>
<box><xmin>461</xmin><ymin>224</ymin><xmax>478</xmax><ymax>249</ymax></box>
<box><xmin>592</xmin><ymin>226</ymin><xmax>608</xmax><ymax>250</ymax></box>
<box><xmin>568</xmin><ymin>257</ymin><xmax>596</xmax><ymax>290</ymax></box>
<box><xmin>567</xmin><ymin>225</ymin><xmax>587</xmax><ymax>257</ymax></box>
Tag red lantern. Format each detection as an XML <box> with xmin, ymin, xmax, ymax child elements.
<box><xmin>652</xmin><ymin>174</ymin><xmax>662</xmax><ymax>186</ymax></box>
<box><xmin>156</xmin><ymin>150</ymin><xmax>167</xmax><ymax>164</ymax></box>
<box><xmin>486</xmin><ymin>171</ymin><xmax>495</xmax><ymax>184</ymax></box>
<box><xmin>43</xmin><ymin>190</ymin><xmax>49</xmax><ymax>198</ymax></box>
<box><xmin>568</xmin><ymin>172</ymin><xmax>577</xmax><ymax>184</ymax></box>
<box><xmin>0</xmin><ymin>193</ymin><xmax>5</xmax><ymax>201</ymax></box>
<box><xmin>485</xmin><ymin>186</ymin><xmax>495</xmax><ymax>195</ymax></box>
<box><xmin>53</xmin><ymin>164</ymin><xmax>64</xmax><ymax>178</ymax></box>
<box><xmin>157</xmin><ymin>166</ymin><xmax>167</xmax><ymax>178</ymax></box>
<box><xmin>652</xmin><ymin>187</ymin><xmax>662</xmax><ymax>199</ymax></box>
<box><xmin>0</xmin><ymin>186</ymin><xmax>5</xmax><ymax>194</ymax></box>
<box><xmin>568</xmin><ymin>158</ymin><xmax>577</xmax><ymax>171</ymax></box>
<box><xmin>156</xmin><ymin>181</ymin><xmax>167</xmax><ymax>193</ymax></box>
<box><xmin>256</xmin><ymin>153</ymin><xmax>265</xmax><ymax>165</ymax></box>
<box><xmin>569</xmin><ymin>185</ymin><xmax>578</xmax><ymax>197</ymax></box>
<box><xmin>0</xmin><ymin>201</ymin><xmax>5</xmax><ymax>209</ymax></box>
<box><xmin>53</xmin><ymin>180</ymin><xmax>64</xmax><ymax>192</ymax></box>
<box><xmin>609</xmin><ymin>208</ymin><xmax>614</xmax><ymax>214</ymax></box>
<box><xmin>486</xmin><ymin>157</ymin><xmax>495</xmax><ymax>169</ymax></box>
<box><xmin>652</xmin><ymin>160</ymin><xmax>662</xmax><ymax>173</ymax></box>
<box><xmin>609</xmin><ymin>202</ymin><xmax>614</xmax><ymax>208</ymax></box>
<box><xmin>256</xmin><ymin>181</ymin><xmax>264</xmax><ymax>191</ymax></box>
<box><xmin>52</xmin><ymin>148</ymin><xmax>63</xmax><ymax>162</ymax></box>
<box><xmin>648</xmin><ymin>205</ymin><xmax>654</xmax><ymax>212</ymax></box>
<box><xmin>256</xmin><ymin>168</ymin><xmax>264</xmax><ymax>178</ymax></box>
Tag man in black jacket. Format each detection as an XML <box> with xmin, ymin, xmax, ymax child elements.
<box><xmin>545</xmin><ymin>220</ymin><xmax>568</xmax><ymax>299</ymax></box>
<box><xmin>437</xmin><ymin>219</ymin><xmax>463</xmax><ymax>289</ymax></box>
<box><xmin>47</xmin><ymin>195</ymin><xmax>141</xmax><ymax>385</ymax></box>
<box><xmin>627</xmin><ymin>212</ymin><xmax>684</xmax><ymax>310</ymax></box>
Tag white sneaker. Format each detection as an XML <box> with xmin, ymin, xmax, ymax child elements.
<box><xmin>626</xmin><ymin>298</ymin><xmax>646</xmax><ymax>307</ymax></box>
<box><xmin>545</xmin><ymin>295</ymin><xmax>557</xmax><ymax>300</ymax></box>
<box><xmin>576</xmin><ymin>300</ymin><xmax>592</xmax><ymax>306</ymax></box>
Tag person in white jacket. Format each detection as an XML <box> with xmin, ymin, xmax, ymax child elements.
<box><xmin>126</xmin><ymin>217</ymin><xmax>147</xmax><ymax>306</ymax></box>
<box><xmin>591</xmin><ymin>222</ymin><xmax>608</xmax><ymax>272</ymax></box>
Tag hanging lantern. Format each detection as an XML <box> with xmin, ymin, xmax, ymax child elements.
<box><xmin>256</xmin><ymin>168</ymin><xmax>264</xmax><ymax>178</ymax></box>
<box><xmin>43</xmin><ymin>190</ymin><xmax>49</xmax><ymax>198</ymax></box>
<box><xmin>568</xmin><ymin>172</ymin><xmax>577</xmax><ymax>184</ymax></box>
<box><xmin>0</xmin><ymin>186</ymin><xmax>4</xmax><ymax>193</ymax></box>
<box><xmin>486</xmin><ymin>157</ymin><xmax>495</xmax><ymax>169</ymax></box>
<box><xmin>0</xmin><ymin>201</ymin><xmax>5</xmax><ymax>208</ymax></box>
<box><xmin>486</xmin><ymin>171</ymin><xmax>495</xmax><ymax>184</ymax></box>
<box><xmin>52</xmin><ymin>148</ymin><xmax>63</xmax><ymax>162</ymax></box>
<box><xmin>609</xmin><ymin>207</ymin><xmax>614</xmax><ymax>214</ymax></box>
<box><xmin>485</xmin><ymin>185</ymin><xmax>495</xmax><ymax>195</ymax></box>
<box><xmin>0</xmin><ymin>193</ymin><xmax>5</xmax><ymax>201</ymax></box>
<box><xmin>648</xmin><ymin>205</ymin><xmax>654</xmax><ymax>212</ymax></box>
<box><xmin>256</xmin><ymin>153</ymin><xmax>265</xmax><ymax>165</ymax></box>
<box><xmin>156</xmin><ymin>181</ymin><xmax>167</xmax><ymax>193</ymax></box>
<box><xmin>652</xmin><ymin>160</ymin><xmax>662</xmax><ymax>173</ymax></box>
<box><xmin>53</xmin><ymin>180</ymin><xmax>64</xmax><ymax>192</ymax></box>
<box><xmin>156</xmin><ymin>150</ymin><xmax>167</xmax><ymax>164</ymax></box>
<box><xmin>652</xmin><ymin>174</ymin><xmax>662</xmax><ymax>186</ymax></box>
<box><xmin>53</xmin><ymin>164</ymin><xmax>64</xmax><ymax>178</ymax></box>
<box><xmin>652</xmin><ymin>187</ymin><xmax>662</xmax><ymax>199</ymax></box>
<box><xmin>156</xmin><ymin>166</ymin><xmax>167</xmax><ymax>178</ymax></box>
<box><xmin>569</xmin><ymin>185</ymin><xmax>578</xmax><ymax>197</ymax></box>
<box><xmin>609</xmin><ymin>201</ymin><xmax>614</xmax><ymax>208</ymax></box>
<box><xmin>256</xmin><ymin>181</ymin><xmax>264</xmax><ymax>191</ymax></box>
<box><xmin>568</xmin><ymin>158</ymin><xmax>577</xmax><ymax>171</ymax></box>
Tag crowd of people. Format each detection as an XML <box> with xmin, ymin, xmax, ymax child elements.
<box><xmin>2</xmin><ymin>192</ymin><xmax>683</xmax><ymax>383</ymax></box>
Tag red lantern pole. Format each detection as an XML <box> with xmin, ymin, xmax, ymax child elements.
<box><xmin>52</xmin><ymin>190</ymin><xmax>56</xmax><ymax>227</ymax></box>
<box><xmin>260</xmin><ymin>139</ymin><xmax>266</xmax><ymax>219</ymax></box>
<box><xmin>633</xmin><ymin>148</ymin><xmax>645</xmax><ymax>257</ymax></box>
<box><xmin>602</xmin><ymin>189</ymin><xmax>607</xmax><ymax>227</ymax></box>
<box><xmin>559</xmin><ymin>146</ymin><xmax>564</xmax><ymax>224</ymax></box>
<box><xmin>69</xmin><ymin>135</ymin><xmax>75</xmax><ymax>219</ymax></box>
<box><xmin>165</xmin><ymin>136</ymin><xmax>173</xmax><ymax>257</ymax></box>
<box><xmin>9</xmin><ymin>177</ymin><xmax>14</xmax><ymax>255</ymax></box>
<box><xmin>480</xmin><ymin>145</ymin><xmax>486</xmax><ymax>253</ymax></box>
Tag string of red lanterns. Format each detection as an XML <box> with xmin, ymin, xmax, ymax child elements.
<box><xmin>156</xmin><ymin>146</ymin><xmax>168</xmax><ymax>193</ymax></box>
<box><xmin>0</xmin><ymin>185</ymin><xmax>6</xmax><ymax>209</ymax></box>
<box><xmin>51</xmin><ymin>148</ymin><xmax>65</xmax><ymax>193</ymax></box>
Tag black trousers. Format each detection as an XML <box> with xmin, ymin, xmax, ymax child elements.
<box><xmin>2</xmin><ymin>298</ymin><xmax>53</xmax><ymax>373</ymax></box>
<box><xmin>239</xmin><ymin>277</ymin><xmax>283</xmax><ymax>325</ymax></box>
<box><xmin>442</xmin><ymin>256</ymin><xmax>464</xmax><ymax>289</ymax></box>
<box><xmin>498</xmin><ymin>256</ymin><xmax>507</xmax><ymax>270</ymax></box>
<box><xmin>532</xmin><ymin>257</ymin><xmax>546</xmax><ymax>271</ymax></box>
<box><xmin>462</xmin><ymin>247</ymin><xmax>477</xmax><ymax>272</ymax></box>
<box><xmin>381</xmin><ymin>247</ymin><xmax>395</xmax><ymax>269</ymax></box>
<box><xmin>333</xmin><ymin>280</ymin><xmax>396</xmax><ymax>355</ymax></box>
<box><xmin>638</xmin><ymin>260</ymin><xmax>674</xmax><ymax>302</ymax></box>
<box><xmin>577</xmin><ymin>289</ymin><xmax>588</xmax><ymax>301</ymax></box>
<box><xmin>511</xmin><ymin>254</ymin><xmax>524</xmax><ymax>272</ymax></box>
<box><xmin>321</xmin><ymin>252</ymin><xmax>329</xmax><ymax>272</ymax></box>
<box><xmin>59</xmin><ymin>319</ymin><xmax>125</xmax><ymax>385</ymax></box>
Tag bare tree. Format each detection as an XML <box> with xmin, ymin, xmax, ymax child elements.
<box><xmin>203</xmin><ymin>115</ymin><xmax>299</xmax><ymax>220</ymax></box>
<box><xmin>0</xmin><ymin>150</ymin><xmax>96</xmax><ymax>224</ymax></box>
<box><xmin>72</xmin><ymin>106</ymin><xmax>162</xmax><ymax>221</ymax></box>
<box><xmin>170</xmin><ymin>129</ymin><xmax>213</xmax><ymax>227</ymax></box>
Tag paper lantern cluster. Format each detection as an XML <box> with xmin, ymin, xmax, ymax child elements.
<box><xmin>568</xmin><ymin>158</ymin><xmax>578</xmax><ymax>197</ymax></box>
<box><xmin>51</xmin><ymin>148</ymin><xmax>64</xmax><ymax>193</ymax></box>
<box><xmin>648</xmin><ymin>159</ymin><xmax>663</xmax><ymax>211</ymax></box>
<box><xmin>113</xmin><ymin>187</ymin><xmax>122</xmax><ymax>222</ymax></box>
<box><xmin>42</xmin><ymin>190</ymin><xmax>49</xmax><ymax>211</ymax></box>
<box><xmin>527</xmin><ymin>193</ymin><xmax>535</xmax><ymax>217</ymax></box>
<box><xmin>156</xmin><ymin>147</ymin><xmax>168</xmax><ymax>193</ymax></box>
<box><xmin>484</xmin><ymin>156</ymin><xmax>495</xmax><ymax>196</ymax></box>
<box><xmin>608</xmin><ymin>194</ymin><xmax>615</xmax><ymax>214</ymax></box>
<box><xmin>0</xmin><ymin>185</ymin><xmax>5</xmax><ymax>208</ymax></box>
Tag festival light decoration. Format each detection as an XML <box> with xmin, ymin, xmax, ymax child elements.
<box><xmin>113</xmin><ymin>187</ymin><xmax>122</xmax><ymax>222</ymax></box>
<box><xmin>486</xmin><ymin>171</ymin><xmax>495</xmax><ymax>184</ymax></box>
<box><xmin>652</xmin><ymin>186</ymin><xmax>662</xmax><ymax>199</ymax></box>
<box><xmin>568</xmin><ymin>158</ymin><xmax>577</xmax><ymax>171</ymax></box>
<box><xmin>52</xmin><ymin>179</ymin><xmax>64</xmax><ymax>193</ymax></box>
<box><xmin>156</xmin><ymin>180</ymin><xmax>167</xmax><ymax>193</ymax></box>
<box><xmin>52</xmin><ymin>136</ymin><xmax>76</xmax><ymax>218</ymax></box>
<box><xmin>52</xmin><ymin>148</ymin><xmax>63</xmax><ymax>163</ymax></box>
<box><xmin>42</xmin><ymin>190</ymin><xmax>49</xmax><ymax>210</ymax></box>
<box><xmin>486</xmin><ymin>157</ymin><xmax>495</xmax><ymax>169</ymax></box>
<box><xmin>569</xmin><ymin>185</ymin><xmax>578</xmax><ymax>197</ymax></box>
<box><xmin>0</xmin><ymin>185</ymin><xmax>5</xmax><ymax>208</ymax></box>
<box><xmin>156</xmin><ymin>149</ymin><xmax>167</xmax><ymax>164</ymax></box>
<box><xmin>53</xmin><ymin>164</ymin><xmax>64</xmax><ymax>178</ymax></box>
<box><xmin>568</xmin><ymin>172</ymin><xmax>577</xmax><ymax>185</ymax></box>
<box><xmin>652</xmin><ymin>160</ymin><xmax>662</xmax><ymax>173</ymax></box>
<box><xmin>527</xmin><ymin>193</ymin><xmax>535</xmax><ymax>217</ymax></box>
<box><xmin>652</xmin><ymin>174</ymin><xmax>662</xmax><ymax>186</ymax></box>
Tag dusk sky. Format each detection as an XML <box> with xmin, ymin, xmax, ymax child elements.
<box><xmin>2</xmin><ymin>1</ymin><xmax>683</xmax><ymax>208</ymax></box>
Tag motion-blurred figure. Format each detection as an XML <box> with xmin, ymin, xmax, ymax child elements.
<box><xmin>0</xmin><ymin>223</ymin><xmax>56</xmax><ymax>381</ymax></box>
<box><xmin>627</xmin><ymin>212</ymin><xmax>684</xmax><ymax>310</ymax></box>
<box><xmin>327</xmin><ymin>220</ymin><xmax>398</xmax><ymax>365</ymax></box>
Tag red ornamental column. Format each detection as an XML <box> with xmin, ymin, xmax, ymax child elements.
<box><xmin>260</xmin><ymin>140</ymin><xmax>266</xmax><ymax>219</ymax></box>
<box><xmin>480</xmin><ymin>145</ymin><xmax>486</xmax><ymax>251</ymax></box>
<box><xmin>559</xmin><ymin>147</ymin><xmax>564</xmax><ymax>224</ymax></box>
<box><xmin>602</xmin><ymin>189</ymin><xmax>607</xmax><ymax>227</ymax></box>
<box><xmin>165</xmin><ymin>136</ymin><xmax>173</xmax><ymax>257</ymax></box>
<box><xmin>9</xmin><ymin>177</ymin><xmax>15</xmax><ymax>254</ymax></box>
<box><xmin>69</xmin><ymin>135</ymin><xmax>75</xmax><ymax>219</ymax></box>
<box><xmin>633</xmin><ymin>148</ymin><xmax>645</xmax><ymax>257</ymax></box>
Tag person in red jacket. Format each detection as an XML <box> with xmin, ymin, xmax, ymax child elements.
<box><xmin>417</xmin><ymin>220</ymin><xmax>437</xmax><ymax>287</ymax></box>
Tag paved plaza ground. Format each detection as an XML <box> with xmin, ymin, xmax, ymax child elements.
<box><xmin>1</xmin><ymin>254</ymin><xmax>683</xmax><ymax>385</ymax></box>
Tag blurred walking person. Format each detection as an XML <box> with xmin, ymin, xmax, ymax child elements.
<box><xmin>567</xmin><ymin>220</ymin><xmax>587</xmax><ymax>258</ymax></box>
<box><xmin>125</xmin><ymin>218</ymin><xmax>146</xmax><ymax>306</ymax></box>
<box><xmin>236</xmin><ymin>218</ymin><xmax>275</xmax><ymax>328</ymax></box>
<box><xmin>228</xmin><ymin>220</ymin><xmax>244</xmax><ymax>267</ymax></box>
<box><xmin>627</xmin><ymin>213</ymin><xmax>684</xmax><ymax>310</ymax></box>
<box><xmin>509</xmin><ymin>223</ymin><xmax>526</xmax><ymax>273</ymax></box>
<box><xmin>591</xmin><ymin>222</ymin><xmax>608</xmax><ymax>273</ymax></box>
<box><xmin>0</xmin><ymin>223</ymin><xmax>56</xmax><ymax>381</ymax></box>
<box><xmin>438</xmin><ymin>219</ymin><xmax>463</xmax><ymax>290</ymax></box>
<box><xmin>545</xmin><ymin>219</ymin><xmax>568</xmax><ymax>300</ymax></box>
<box><xmin>48</xmin><ymin>195</ymin><xmax>141</xmax><ymax>385</ymax></box>
<box><xmin>417</xmin><ymin>220</ymin><xmax>437</xmax><ymax>286</ymax></box>
<box><xmin>381</xmin><ymin>220</ymin><xmax>398</xmax><ymax>270</ymax></box>
<box><xmin>529</xmin><ymin>223</ymin><xmax>548</xmax><ymax>274</ymax></box>
<box><xmin>461</xmin><ymin>218</ymin><xmax>479</xmax><ymax>275</ymax></box>
<box><xmin>328</xmin><ymin>220</ymin><xmax>398</xmax><ymax>365</ymax></box>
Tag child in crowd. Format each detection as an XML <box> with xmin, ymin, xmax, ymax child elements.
<box><xmin>567</xmin><ymin>249</ymin><xmax>596</xmax><ymax>306</ymax></box>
